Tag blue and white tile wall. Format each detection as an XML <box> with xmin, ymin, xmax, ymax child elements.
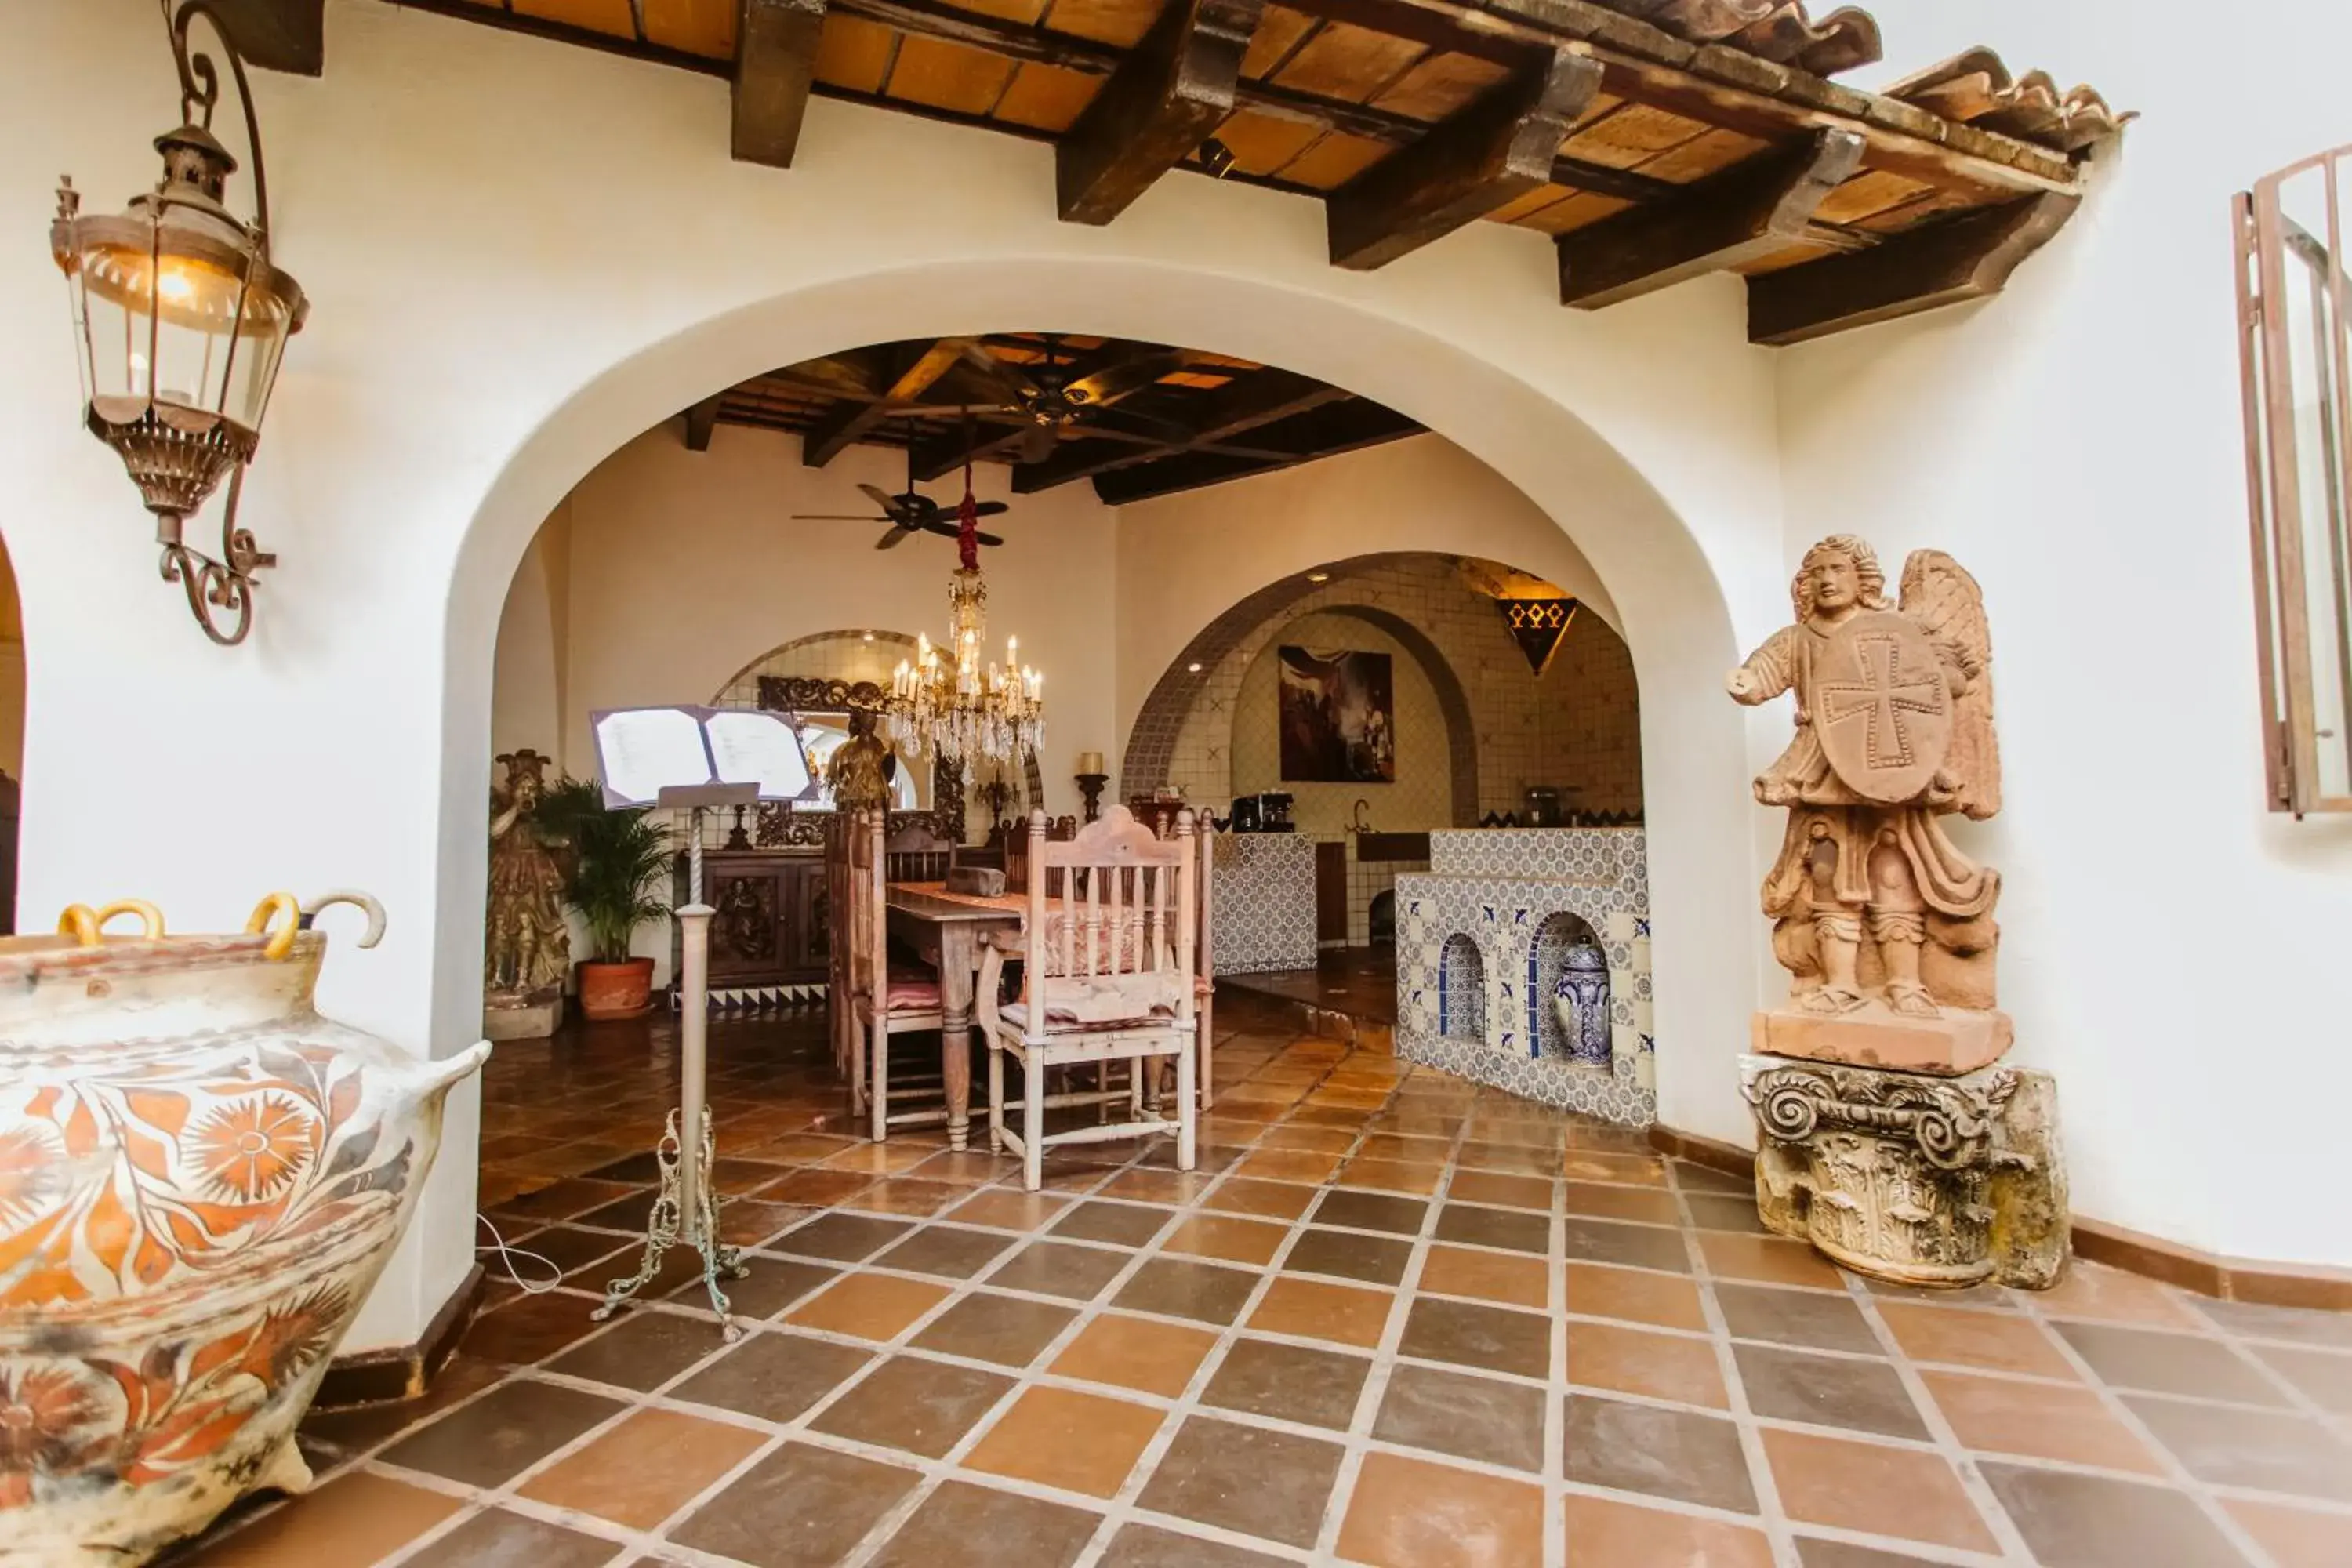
<box><xmin>1210</xmin><ymin>833</ymin><xmax>1319</xmax><ymax>975</ymax></box>
<box><xmin>1396</xmin><ymin>828</ymin><xmax>1655</xmax><ymax>1127</ymax></box>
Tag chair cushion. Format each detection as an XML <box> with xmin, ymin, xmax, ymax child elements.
<box><xmin>1000</xmin><ymin>1000</ymin><xmax>1178</xmax><ymax>1033</ymax></box>
<box><xmin>886</xmin><ymin>977</ymin><xmax>942</xmax><ymax>1012</ymax></box>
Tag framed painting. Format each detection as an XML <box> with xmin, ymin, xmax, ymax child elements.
<box><xmin>1278</xmin><ymin>646</ymin><xmax>1395</xmax><ymax>783</ymax></box>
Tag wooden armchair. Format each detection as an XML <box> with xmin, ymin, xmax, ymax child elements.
<box><xmin>884</xmin><ymin>819</ymin><xmax>956</xmax><ymax>884</ymax></box>
<box><xmin>846</xmin><ymin>806</ymin><xmax>948</xmax><ymax>1139</ymax></box>
<box><xmin>977</xmin><ymin>806</ymin><xmax>1197</xmax><ymax>1189</ymax></box>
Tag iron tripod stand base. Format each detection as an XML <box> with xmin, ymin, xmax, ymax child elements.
<box><xmin>590</xmin><ymin>1106</ymin><xmax>750</xmax><ymax>1341</ymax></box>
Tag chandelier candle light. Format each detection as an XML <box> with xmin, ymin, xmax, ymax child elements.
<box><xmin>885</xmin><ymin>477</ymin><xmax>1044</xmax><ymax>766</ymax></box>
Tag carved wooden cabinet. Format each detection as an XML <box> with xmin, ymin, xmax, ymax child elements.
<box><xmin>682</xmin><ymin>849</ymin><xmax>830</xmax><ymax>989</ymax></box>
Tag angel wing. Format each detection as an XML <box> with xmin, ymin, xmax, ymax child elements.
<box><xmin>1900</xmin><ymin>550</ymin><xmax>2001</xmax><ymax>818</ymax></box>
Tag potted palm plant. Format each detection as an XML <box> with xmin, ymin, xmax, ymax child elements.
<box><xmin>567</xmin><ymin>800</ymin><xmax>673</xmax><ymax>1020</ymax></box>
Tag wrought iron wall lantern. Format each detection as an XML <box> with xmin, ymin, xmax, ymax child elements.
<box><xmin>50</xmin><ymin>1</ymin><xmax>308</xmax><ymax>646</ymax></box>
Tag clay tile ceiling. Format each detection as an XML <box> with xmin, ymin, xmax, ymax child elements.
<box><xmin>695</xmin><ymin>332</ymin><xmax>1421</xmax><ymax>504</ymax></box>
<box><xmin>246</xmin><ymin>2</ymin><xmax>2120</xmax><ymax>354</ymax></box>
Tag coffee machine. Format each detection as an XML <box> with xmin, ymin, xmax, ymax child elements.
<box><xmin>1228</xmin><ymin>792</ymin><xmax>1297</xmax><ymax>832</ymax></box>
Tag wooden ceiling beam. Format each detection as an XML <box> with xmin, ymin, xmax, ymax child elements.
<box><xmin>1747</xmin><ymin>191</ymin><xmax>2078</xmax><ymax>344</ymax></box>
<box><xmin>1090</xmin><ymin>401</ymin><xmax>1423</xmax><ymax>503</ymax></box>
<box><xmin>682</xmin><ymin>394</ymin><xmax>725</xmax><ymax>452</ymax></box>
<box><xmin>1011</xmin><ymin>372</ymin><xmax>1349</xmax><ymax>492</ymax></box>
<box><xmin>209</xmin><ymin>0</ymin><xmax>325</xmax><ymax>74</ymax></box>
<box><xmin>801</xmin><ymin>339</ymin><xmax>969</xmax><ymax>466</ymax></box>
<box><xmin>1329</xmin><ymin>49</ymin><xmax>1603</xmax><ymax>271</ymax></box>
<box><xmin>1058</xmin><ymin>0</ymin><xmax>1265</xmax><ymax>225</ymax></box>
<box><xmin>734</xmin><ymin>0</ymin><xmax>830</xmax><ymax>169</ymax></box>
<box><xmin>1558</xmin><ymin>126</ymin><xmax>1863</xmax><ymax>307</ymax></box>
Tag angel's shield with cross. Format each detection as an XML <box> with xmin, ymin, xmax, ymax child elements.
<box><xmin>1812</xmin><ymin>609</ymin><xmax>1954</xmax><ymax>805</ymax></box>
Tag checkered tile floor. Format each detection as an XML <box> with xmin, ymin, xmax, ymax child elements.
<box><xmin>168</xmin><ymin>994</ymin><xmax>2352</xmax><ymax>1567</ymax></box>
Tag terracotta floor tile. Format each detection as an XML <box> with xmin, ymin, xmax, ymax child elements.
<box><xmin>1559</xmin><ymin>1149</ymin><xmax>1666</xmax><ymax>1186</ymax></box>
<box><xmin>2037</xmin><ymin>1261</ymin><xmax>2205</xmax><ymax>1329</ymax></box>
<box><xmin>1762</xmin><ymin>1428</ymin><xmax>1997</xmax><ymax>1552</ymax></box>
<box><xmin>1403</xmin><ymin>1297</ymin><xmax>1554</xmax><ymax>1380</ymax></box>
<box><xmin>757</xmin><ymin>1131</ymin><xmax>862</xmax><ymax>1163</ymax></box>
<box><xmin>950</xmin><ymin>1187</ymin><xmax>1070</xmax><ymax>1229</ymax></box>
<box><xmin>518</xmin><ymin>1405</ymin><xmax>766</xmax><ymax>1527</ymax></box>
<box><xmin>1561</xmin><ymin>1181</ymin><xmax>1680</xmax><ymax>1225</ymax></box>
<box><xmin>720</xmin><ymin>1199</ymin><xmax>813</xmax><ymax>1248</ymax></box>
<box><xmin>1563</xmin><ymin>1216</ymin><xmax>1691</xmax><ymax>1274</ymax></box>
<box><xmin>1877</xmin><ymin>1301</ymin><xmax>2075</xmax><ymax>1377</ymax></box>
<box><xmin>1203</xmin><ymin>1177</ymin><xmax>1319</xmax><ymax>1221</ymax></box>
<box><xmin>1048</xmin><ymin>1199</ymin><xmax>1174</xmax><ymax>1247</ymax></box>
<box><xmin>1448</xmin><ymin>1170</ymin><xmax>1554</xmax><ymax>1211</ymax></box>
<box><xmin>1259</xmin><ymin>1123</ymin><xmax>1359</xmax><ymax>1154</ymax></box>
<box><xmin>672</xmin><ymin>1440</ymin><xmax>920</xmax><ymax>1567</ymax></box>
<box><xmin>867</xmin><ymin>1478</ymin><xmax>1103</xmax><ymax>1568</ymax></box>
<box><xmin>700</xmin><ymin>1256</ymin><xmax>837</xmax><ymax>1319</ymax></box>
<box><xmin>760</xmin><ymin>1167</ymin><xmax>879</xmax><ymax>1207</ymax></box>
<box><xmin>2056</xmin><ymin>1320</ymin><xmax>2290</xmax><ymax>1405</ymax></box>
<box><xmin>670</xmin><ymin>1330</ymin><xmax>873</xmax><ymax>1423</ymax></box>
<box><xmin>2194</xmin><ymin>1294</ymin><xmax>2352</xmax><ymax>1348</ymax></box>
<box><xmin>1335</xmin><ymin>1450</ymin><xmax>1546</xmax><ymax>1568</ymax></box>
<box><xmin>1434</xmin><ymin>1202</ymin><xmax>1551</xmax><ymax>1255</ymax></box>
<box><xmin>1565</xmin><ymin>1392</ymin><xmax>1758</xmax><ymax>1512</ymax></box>
<box><xmin>1921</xmin><ymin>1369</ymin><xmax>2163</xmax><ymax>1474</ymax></box>
<box><xmin>1456</xmin><ymin>1141</ymin><xmax>1556</xmax><ymax>1177</ymax></box>
<box><xmin>179</xmin><ymin>1473</ymin><xmax>463</xmax><ymax>1567</ymax></box>
<box><xmin>1715</xmin><ymin>1283</ymin><xmax>1878</xmax><ymax>1354</ymax></box>
<box><xmin>2125</xmin><ymin>1393</ymin><xmax>2352</xmax><ymax>1501</ymax></box>
<box><xmin>1564</xmin><ymin>1261</ymin><xmax>1707</xmax><ymax>1330</ymax></box>
<box><xmin>1982</xmin><ymin>1461</ymin><xmax>2249</xmax><ymax>1568</ymax></box>
<box><xmin>1053</xmin><ymin>1312</ymin><xmax>1220</xmax><ymax>1396</ymax></box>
<box><xmin>910</xmin><ymin>1290</ymin><xmax>1080</xmax><ymax>1367</ymax></box>
<box><xmin>1098</xmin><ymin>1167</ymin><xmax>1215</xmax><ymax>1204</ymax></box>
<box><xmin>809</xmin><ymin>1352</ymin><xmax>1014</xmax><ymax>1457</ymax></box>
<box><xmin>1164</xmin><ymin>1213</ymin><xmax>1290</xmax><ymax>1265</ymax></box>
<box><xmin>873</xmin><ymin>1223</ymin><xmax>1018</xmax><ymax>1279</ymax></box>
<box><xmin>299</xmin><ymin>1356</ymin><xmax>509</xmax><ymax>1461</ymax></box>
<box><xmin>966</xmin><ymin>1385</ymin><xmax>1169</xmax><ymax>1497</ymax></box>
<box><xmin>1287</xmin><ymin>1226</ymin><xmax>1415</xmax><ymax>1285</ymax></box>
<box><xmin>776</xmin><ymin>1211</ymin><xmax>915</xmax><ymax>1262</ymax></box>
<box><xmin>489</xmin><ymin>1178</ymin><xmax>636</xmax><ymax>1224</ymax></box>
<box><xmin>1361</xmin><ymin>1133</ymin><xmax>1458</xmax><ymax>1165</ymax></box>
<box><xmin>1421</xmin><ymin>1244</ymin><xmax>1548</xmax><ymax>1309</ymax></box>
<box><xmin>2252</xmin><ymin>1341</ymin><xmax>2352</xmax><ymax>1413</ymax></box>
<box><xmin>1563</xmin><ymin>1494</ymin><xmax>1773</xmax><ymax>1568</ymax></box>
<box><xmin>1115</xmin><ymin>1257</ymin><xmax>1261</xmax><ymax>1325</ymax></box>
<box><xmin>549</xmin><ymin>1308</ymin><xmax>733</xmax><ymax>1392</ymax></box>
<box><xmin>1232</xmin><ymin>1148</ymin><xmax>1345</xmax><ymax>1185</ymax></box>
<box><xmin>400</xmin><ymin>1508</ymin><xmax>617</xmax><ymax>1568</ymax></box>
<box><xmin>1683</xmin><ymin>1192</ymin><xmax>1772</xmax><ymax>1234</ymax></box>
<box><xmin>2226</xmin><ymin>1497</ymin><xmax>2352</xmax><ymax>1568</ymax></box>
<box><xmin>381</xmin><ymin>1378</ymin><xmax>626</xmax><ymax>1488</ymax></box>
<box><xmin>985</xmin><ymin>1240</ymin><xmax>1131</xmax><ymax>1301</ymax></box>
<box><xmin>1098</xmin><ymin>1524</ymin><xmax>1293</xmax><ymax>1567</ymax></box>
<box><xmin>822</xmin><ymin>1140</ymin><xmax>945</xmax><ymax>1175</ymax></box>
<box><xmin>459</xmin><ymin>1290</ymin><xmax>608</xmax><ymax>1367</ymax></box>
<box><xmin>1698</xmin><ymin>1232</ymin><xmax>1844</xmax><ymax>1289</ymax></box>
<box><xmin>1733</xmin><ymin>1343</ymin><xmax>1929</xmax><ymax>1439</ymax></box>
<box><xmin>786</xmin><ymin>1271</ymin><xmax>952</xmax><ymax>1340</ymax></box>
<box><xmin>1203</xmin><ymin>1337</ymin><xmax>1372</xmax><ymax>1429</ymax></box>
<box><xmin>1566</xmin><ymin>1319</ymin><xmax>1726</xmax><ymax>1409</ymax></box>
<box><xmin>1314</xmin><ymin>1189</ymin><xmax>1432</xmax><ymax>1236</ymax></box>
<box><xmin>906</xmin><ymin>1149</ymin><xmax>1012</xmax><ymax>1185</ymax></box>
<box><xmin>1341</xmin><ymin>1158</ymin><xmax>1447</xmax><ymax>1195</ymax></box>
<box><xmin>1374</xmin><ymin>1363</ymin><xmax>1548</xmax><ymax>1472</ymax></box>
<box><xmin>1137</xmin><ymin>1416</ymin><xmax>1344</xmax><ymax>1548</ymax></box>
<box><xmin>844</xmin><ymin>1178</ymin><xmax>968</xmax><ymax>1218</ymax></box>
<box><xmin>1249</xmin><ymin>1275</ymin><xmax>1397</xmax><ymax>1348</ymax></box>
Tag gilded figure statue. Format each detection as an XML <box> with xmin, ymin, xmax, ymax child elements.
<box><xmin>826</xmin><ymin>708</ymin><xmax>894</xmax><ymax>811</ymax></box>
<box><xmin>485</xmin><ymin>749</ymin><xmax>572</xmax><ymax>1001</ymax></box>
<box><xmin>1728</xmin><ymin>535</ymin><xmax>2001</xmax><ymax>1018</ymax></box>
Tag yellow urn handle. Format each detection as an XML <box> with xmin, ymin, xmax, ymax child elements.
<box><xmin>245</xmin><ymin>892</ymin><xmax>302</xmax><ymax>961</ymax></box>
<box><xmin>56</xmin><ymin>900</ymin><xmax>167</xmax><ymax>946</ymax></box>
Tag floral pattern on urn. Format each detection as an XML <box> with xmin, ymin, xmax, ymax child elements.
<box><xmin>0</xmin><ymin>894</ymin><xmax>488</xmax><ymax>1565</ymax></box>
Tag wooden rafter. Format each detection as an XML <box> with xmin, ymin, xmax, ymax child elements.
<box><xmin>1328</xmin><ymin>49</ymin><xmax>1603</xmax><ymax>271</ymax></box>
<box><xmin>800</xmin><ymin>339</ymin><xmax>969</xmax><ymax>467</ymax></box>
<box><xmin>1747</xmin><ymin>190</ymin><xmax>2079</xmax><ymax>345</ymax></box>
<box><xmin>733</xmin><ymin>0</ymin><xmax>830</xmax><ymax>169</ymax></box>
<box><xmin>1013</xmin><ymin>370</ymin><xmax>1351</xmax><ymax>492</ymax></box>
<box><xmin>682</xmin><ymin>394</ymin><xmax>724</xmax><ymax>452</ymax></box>
<box><xmin>1057</xmin><ymin>0</ymin><xmax>1265</xmax><ymax>225</ymax></box>
<box><xmin>210</xmin><ymin>0</ymin><xmax>325</xmax><ymax>74</ymax></box>
<box><xmin>1090</xmin><ymin>399</ymin><xmax>1424</xmax><ymax>503</ymax></box>
<box><xmin>1558</xmin><ymin>127</ymin><xmax>1864</xmax><ymax>308</ymax></box>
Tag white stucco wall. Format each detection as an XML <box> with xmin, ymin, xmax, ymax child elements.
<box><xmin>16</xmin><ymin>0</ymin><xmax>2331</xmax><ymax>1351</ymax></box>
<box><xmin>1778</xmin><ymin>0</ymin><xmax>2352</xmax><ymax>1267</ymax></box>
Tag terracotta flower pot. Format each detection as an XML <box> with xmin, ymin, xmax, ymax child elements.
<box><xmin>0</xmin><ymin>891</ymin><xmax>488</xmax><ymax>1566</ymax></box>
<box><xmin>578</xmin><ymin>956</ymin><xmax>656</xmax><ymax>1019</ymax></box>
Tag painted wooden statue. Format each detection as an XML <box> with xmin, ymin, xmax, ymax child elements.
<box><xmin>485</xmin><ymin>749</ymin><xmax>572</xmax><ymax>1003</ymax></box>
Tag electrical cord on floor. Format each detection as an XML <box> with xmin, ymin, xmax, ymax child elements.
<box><xmin>474</xmin><ymin>1213</ymin><xmax>566</xmax><ymax>1295</ymax></box>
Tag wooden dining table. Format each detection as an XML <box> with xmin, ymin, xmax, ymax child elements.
<box><xmin>882</xmin><ymin>881</ymin><xmax>1029</xmax><ymax>1152</ymax></box>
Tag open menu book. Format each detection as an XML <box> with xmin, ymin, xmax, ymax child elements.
<box><xmin>589</xmin><ymin>706</ymin><xmax>815</xmax><ymax>807</ymax></box>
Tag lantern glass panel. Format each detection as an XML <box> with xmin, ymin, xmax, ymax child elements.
<box><xmin>68</xmin><ymin>236</ymin><xmax>158</xmax><ymax>409</ymax></box>
<box><xmin>219</xmin><ymin>278</ymin><xmax>296</xmax><ymax>434</ymax></box>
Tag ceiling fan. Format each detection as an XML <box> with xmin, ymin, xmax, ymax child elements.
<box><xmin>792</xmin><ymin>433</ymin><xmax>1007</xmax><ymax>550</ymax></box>
<box><xmin>956</xmin><ymin>335</ymin><xmax>1195</xmax><ymax>463</ymax></box>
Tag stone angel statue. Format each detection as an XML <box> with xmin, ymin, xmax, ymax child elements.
<box><xmin>1727</xmin><ymin>535</ymin><xmax>2002</xmax><ymax>1018</ymax></box>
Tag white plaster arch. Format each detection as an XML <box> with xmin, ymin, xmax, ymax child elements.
<box><xmin>431</xmin><ymin>256</ymin><xmax>1761</xmax><ymax>1165</ymax></box>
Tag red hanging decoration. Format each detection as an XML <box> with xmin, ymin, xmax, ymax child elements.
<box><xmin>957</xmin><ymin>451</ymin><xmax>982</xmax><ymax>572</ymax></box>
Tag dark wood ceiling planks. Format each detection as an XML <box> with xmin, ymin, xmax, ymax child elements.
<box><xmin>710</xmin><ymin>333</ymin><xmax>1421</xmax><ymax>503</ymax></box>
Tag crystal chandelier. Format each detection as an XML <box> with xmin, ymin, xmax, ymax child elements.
<box><xmin>884</xmin><ymin>481</ymin><xmax>1043</xmax><ymax>767</ymax></box>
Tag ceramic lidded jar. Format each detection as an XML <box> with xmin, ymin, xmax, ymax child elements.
<box><xmin>1552</xmin><ymin>938</ymin><xmax>1613</xmax><ymax>1066</ymax></box>
<box><xmin>0</xmin><ymin>894</ymin><xmax>489</xmax><ymax>1566</ymax></box>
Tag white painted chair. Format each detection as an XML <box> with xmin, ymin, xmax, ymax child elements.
<box><xmin>977</xmin><ymin>806</ymin><xmax>1198</xmax><ymax>1189</ymax></box>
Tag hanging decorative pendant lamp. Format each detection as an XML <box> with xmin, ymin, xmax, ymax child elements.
<box><xmin>885</xmin><ymin>459</ymin><xmax>1044</xmax><ymax>766</ymax></box>
<box><xmin>50</xmin><ymin>2</ymin><xmax>309</xmax><ymax>646</ymax></box>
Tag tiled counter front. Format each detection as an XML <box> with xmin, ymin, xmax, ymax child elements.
<box><xmin>1396</xmin><ymin>828</ymin><xmax>1655</xmax><ymax>1125</ymax></box>
<box><xmin>1212</xmin><ymin>832</ymin><xmax>1319</xmax><ymax>975</ymax></box>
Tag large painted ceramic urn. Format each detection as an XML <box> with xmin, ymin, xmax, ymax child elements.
<box><xmin>0</xmin><ymin>893</ymin><xmax>489</xmax><ymax>1566</ymax></box>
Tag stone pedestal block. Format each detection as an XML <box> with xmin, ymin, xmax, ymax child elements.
<box><xmin>1740</xmin><ymin>1050</ymin><xmax>2068</xmax><ymax>1290</ymax></box>
<box><xmin>1751</xmin><ymin>1005</ymin><xmax>2013</xmax><ymax>1076</ymax></box>
<box><xmin>484</xmin><ymin>994</ymin><xmax>562</xmax><ymax>1040</ymax></box>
